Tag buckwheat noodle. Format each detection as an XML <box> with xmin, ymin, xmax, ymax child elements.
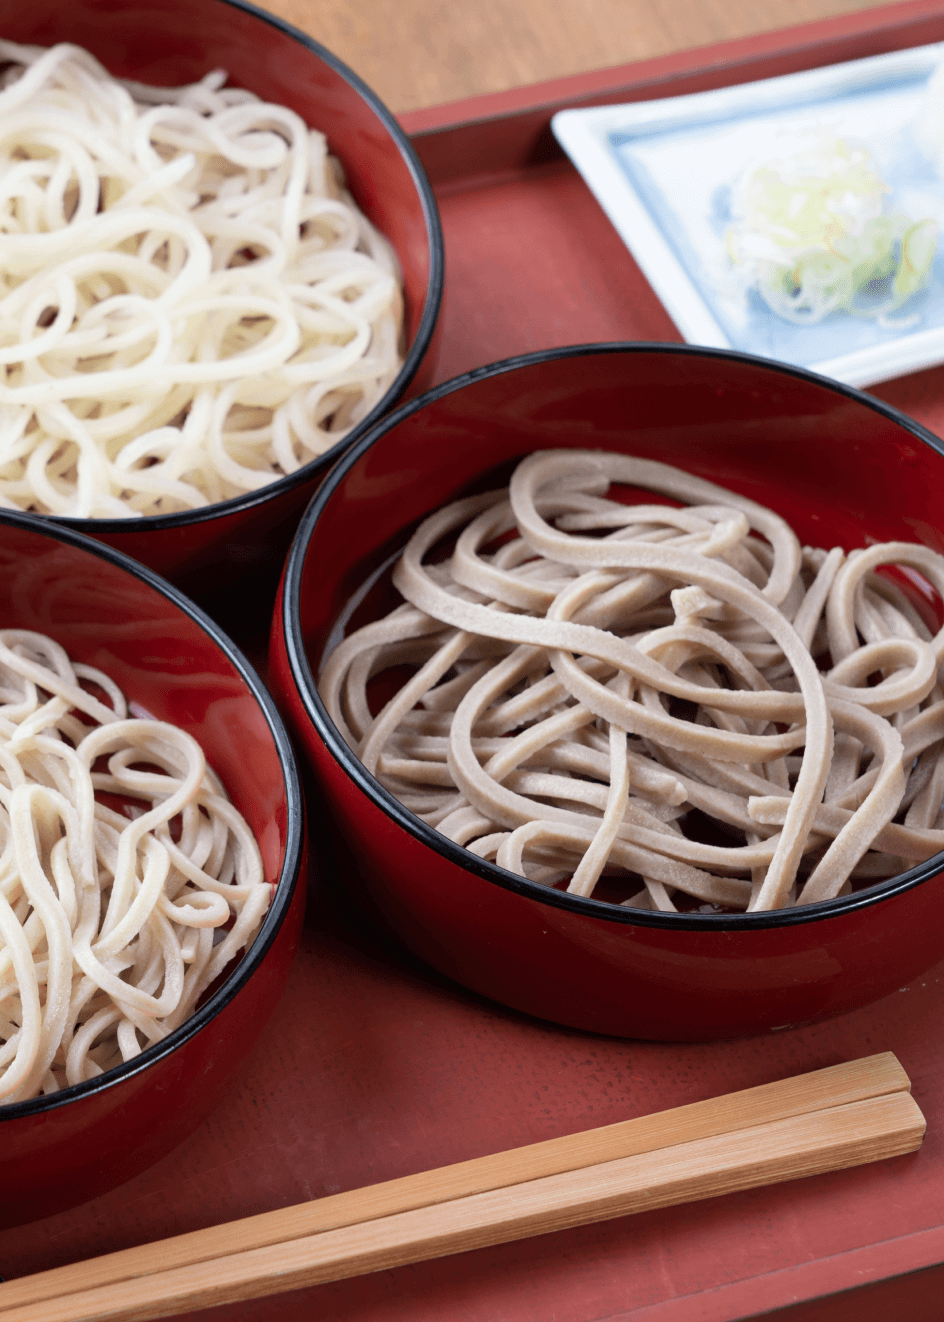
<box><xmin>321</xmin><ymin>450</ymin><xmax>944</xmax><ymax>914</ymax></box>
<box><xmin>0</xmin><ymin>629</ymin><xmax>269</xmax><ymax>1103</ymax></box>
<box><xmin>0</xmin><ymin>40</ymin><xmax>404</xmax><ymax>518</ymax></box>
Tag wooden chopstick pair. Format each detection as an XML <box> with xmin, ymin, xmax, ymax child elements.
<box><xmin>0</xmin><ymin>1052</ymin><xmax>924</xmax><ymax>1322</ymax></box>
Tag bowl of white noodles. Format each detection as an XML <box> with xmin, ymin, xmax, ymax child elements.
<box><xmin>0</xmin><ymin>508</ymin><xmax>305</xmax><ymax>1227</ymax></box>
<box><xmin>0</xmin><ymin>0</ymin><xmax>444</xmax><ymax>596</ymax></box>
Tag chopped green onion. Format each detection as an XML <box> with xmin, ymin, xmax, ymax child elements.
<box><xmin>725</xmin><ymin>135</ymin><xmax>936</xmax><ymax>325</ymax></box>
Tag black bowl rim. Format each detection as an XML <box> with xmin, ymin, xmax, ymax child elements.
<box><xmin>43</xmin><ymin>0</ymin><xmax>444</xmax><ymax>535</ymax></box>
<box><xmin>0</xmin><ymin>507</ymin><xmax>305</xmax><ymax>1121</ymax></box>
<box><xmin>282</xmin><ymin>339</ymin><xmax>944</xmax><ymax>933</ymax></box>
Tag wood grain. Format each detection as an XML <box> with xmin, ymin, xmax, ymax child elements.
<box><xmin>0</xmin><ymin>1090</ymin><xmax>925</xmax><ymax>1322</ymax></box>
<box><xmin>0</xmin><ymin>1054</ymin><xmax>910</xmax><ymax>1314</ymax></box>
<box><xmin>257</xmin><ymin>0</ymin><xmax>898</xmax><ymax>113</ymax></box>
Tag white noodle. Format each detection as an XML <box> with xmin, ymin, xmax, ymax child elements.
<box><xmin>0</xmin><ymin>628</ymin><xmax>270</xmax><ymax>1103</ymax></box>
<box><xmin>0</xmin><ymin>41</ymin><xmax>404</xmax><ymax>518</ymax></box>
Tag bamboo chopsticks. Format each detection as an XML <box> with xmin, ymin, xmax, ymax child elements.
<box><xmin>0</xmin><ymin>1052</ymin><xmax>924</xmax><ymax>1322</ymax></box>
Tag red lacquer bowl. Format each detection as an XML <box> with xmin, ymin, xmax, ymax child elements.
<box><xmin>270</xmin><ymin>343</ymin><xmax>944</xmax><ymax>1042</ymax></box>
<box><xmin>0</xmin><ymin>513</ymin><xmax>305</xmax><ymax>1228</ymax></box>
<box><xmin>0</xmin><ymin>0</ymin><xmax>443</xmax><ymax>596</ymax></box>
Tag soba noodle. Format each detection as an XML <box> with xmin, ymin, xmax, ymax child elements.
<box><xmin>321</xmin><ymin>450</ymin><xmax>944</xmax><ymax>914</ymax></box>
<box><xmin>0</xmin><ymin>629</ymin><xmax>269</xmax><ymax>1103</ymax></box>
<box><xmin>0</xmin><ymin>40</ymin><xmax>404</xmax><ymax>518</ymax></box>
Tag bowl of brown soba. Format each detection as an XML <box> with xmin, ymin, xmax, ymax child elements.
<box><xmin>270</xmin><ymin>342</ymin><xmax>944</xmax><ymax>1042</ymax></box>
<box><xmin>0</xmin><ymin>510</ymin><xmax>305</xmax><ymax>1227</ymax></box>
<box><xmin>0</xmin><ymin>0</ymin><xmax>443</xmax><ymax>600</ymax></box>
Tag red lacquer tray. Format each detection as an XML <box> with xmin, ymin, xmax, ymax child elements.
<box><xmin>7</xmin><ymin>4</ymin><xmax>944</xmax><ymax>1319</ymax></box>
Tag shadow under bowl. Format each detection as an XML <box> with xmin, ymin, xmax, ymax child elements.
<box><xmin>270</xmin><ymin>342</ymin><xmax>944</xmax><ymax>1042</ymax></box>
<box><xmin>0</xmin><ymin>0</ymin><xmax>443</xmax><ymax>596</ymax></box>
<box><xmin>0</xmin><ymin>512</ymin><xmax>305</xmax><ymax>1228</ymax></box>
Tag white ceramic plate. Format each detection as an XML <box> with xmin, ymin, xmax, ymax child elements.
<box><xmin>552</xmin><ymin>43</ymin><xmax>944</xmax><ymax>387</ymax></box>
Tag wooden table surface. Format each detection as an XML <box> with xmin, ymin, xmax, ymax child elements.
<box><xmin>259</xmin><ymin>0</ymin><xmax>896</xmax><ymax>114</ymax></box>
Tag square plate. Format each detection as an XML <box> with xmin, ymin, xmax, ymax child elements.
<box><xmin>552</xmin><ymin>43</ymin><xmax>944</xmax><ymax>387</ymax></box>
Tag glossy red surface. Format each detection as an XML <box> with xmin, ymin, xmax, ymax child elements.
<box><xmin>271</xmin><ymin>344</ymin><xmax>944</xmax><ymax>1041</ymax></box>
<box><xmin>0</xmin><ymin>0</ymin><xmax>443</xmax><ymax>593</ymax></box>
<box><xmin>0</xmin><ymin>515</ymin><xmax>305</xmax><ymax>1227</ymax></box>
